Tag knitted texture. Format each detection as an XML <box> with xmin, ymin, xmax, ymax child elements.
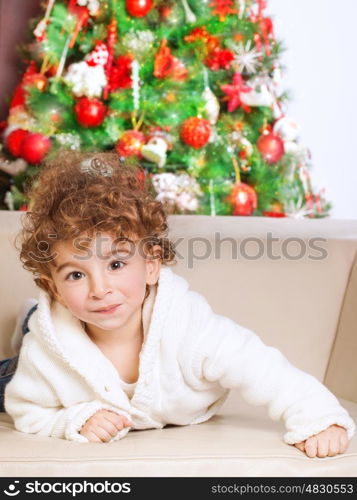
<box><xmin>5</xmin><ymin>267</ymin><xmax>356</xmax><ymax>444</ymax></box>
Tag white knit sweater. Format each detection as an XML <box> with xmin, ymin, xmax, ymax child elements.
<box><xmin>5</xmin><ymin>267</ymin><xmax>355</xmax><ymax>444</ymax></box>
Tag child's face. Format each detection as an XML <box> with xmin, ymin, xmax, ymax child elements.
<box><xmin>46</xmin><ymin>232</ymin><xmax>161</xmax><ymax>333</ymax></box>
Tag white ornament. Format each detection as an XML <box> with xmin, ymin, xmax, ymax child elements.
<box><xmin>33</xmin><ymin>0</ymin><xmax>56</xmax><ymax>39</ymax></box>
<box><xmin>273</xmin><ymin>117</ymin><xmax>300</xmax><ymax>142</ymax></box>
<box><xmin>202</xmin><ymin>68</ymin><xmax>220</xmax><ymax>125</ymax></box>
<box><xmin>231</xmin><ymin>40</ymin><xmax>261</xmax><ymax>75</ymax></box>
<box><xmin>85</xmin><ymin>42</ymin><xmax>109</xmax><ymax>67</ymax></box>
<box><xmin>240</xmin><ymin>83</ymin><xmax>274</xmax><ymax>107</ymax></box>
<box><xmin>202</xmin><ymin>86</ymin><xmax>220</xmax><ymax>125</ymax></box>
<box><xmin>236</xmin><ymin>0</ymin><xmax>246</xmax><ymax>18</ymax></box>
<box><xmin>64</xmin><ymin>42</ymin><xmax>108</xmax><ymax>96</ymax></box>
<box><xmin>141</xmin><ymin>137</ymin><xmax>168</xmax><ymax>167</ymax></box>
<box><xmin>152</xmin><ymin>172</ymin><xmax>202</xmax><ymax>212</ymax></box>
<box><xmin>4</xmin><ymin>191</ymin><xmax>14</xmax><ymax>211</ymax></box>
<box><xmin>123</xmin><ymin>30</ymin><xmax>155</xmax><ymax>58</ymax></box>
<box><xmin>152</xmin><ymin>173</ymin><xmax>178</xmax><ymax>204</ymax></box>
<box><xmin>64</xmin><ymin>61</ymin><xmax>107</xmax><ymax>97</ymax></box>
<box><xmin>34</xmin><ymin>19</ymin><xmax>48</xmax><ymax>39</ymax></box>
<box><xmin>180</xmin><ymin>0</ymin><xmax>196</xmax><ymax>23</ymax></box>
<box><xmin>176</xmin><ymin>191</ymin><xmax>199</xmax><ymax>212</ymax></box>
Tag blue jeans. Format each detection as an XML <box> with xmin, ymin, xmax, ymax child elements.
<box><xmin>0</xmin><ymin>304</ymin><xmax>38</xmax><ymax>413</ymax></box>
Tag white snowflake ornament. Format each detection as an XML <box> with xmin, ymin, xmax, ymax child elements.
<box><xmin>231</xmin><ymin>40</ymin><xmax>261</xmax><ymax>75</ymax></box>
<box><xmin>64</xmin><ymin>61</ymin><xmax>107</xmax><ymax>98</ymax></box>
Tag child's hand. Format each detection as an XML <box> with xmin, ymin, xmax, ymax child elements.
<box><xmin>294</xmin><ymin>424</ymin><xmax>349</xmax><ymax>458</ymax></box>
<box><xmin>79</xmin><ymin>410</ymin><xmax>133</xmax><ymax>443</ymax></box>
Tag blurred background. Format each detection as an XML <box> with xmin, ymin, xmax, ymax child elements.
<box><xmin>0</xmin><ymin>0</ymin><xmax>356</xmax><ymax>218</ymax></box>
<box><xmin>269</xmin><ymin>0</ymin><xmax>357</xmax><ymax>219</ymax></box>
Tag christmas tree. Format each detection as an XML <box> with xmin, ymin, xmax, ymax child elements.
<box><xmin>0</xmin><ymin>0</ymin><xmax>330</xmax><ymax>217</ymax></box>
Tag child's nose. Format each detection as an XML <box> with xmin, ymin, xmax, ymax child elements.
<box><xmin>89</xmin><ymin>276</ymin><xmax>112</xmax><ymax>299</ymax></box>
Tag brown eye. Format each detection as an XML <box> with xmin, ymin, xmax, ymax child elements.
<box><xmin>67</xmin><ymin>271</ymin><xmax>83</xmax><ymax>281</ymax></box>
<box><xmin>110</xmin><ymin>260</ymin><xmax>125</xmax><ymax>270</ymax></box>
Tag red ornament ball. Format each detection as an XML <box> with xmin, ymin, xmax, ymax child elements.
<box><xmin>257</xmin><ymin>133</ymin><xmax>285</xmax><ymax>164</ymax></box>
<box><xmin>6</xmin><ymin>129</ymin><xmax>29</xmax><ymax>157</ymax></box>
<box><xmin>20</xmin><ymin>133</ymin><xmax>51</xmax><ymax>164</ymax></box>
<box><xmin>227</xmin><ymin>182</ymin><xmax>257</xmax><ymax>216</ymax></box>
<box><xmin>74</xmin><ymin>97</ymin><xmax>107</xmax><ymax>127</ymax></box>
<box><xmin>180</xmin><ymin>117</ymin><xmax>211</xmax><ymax>149</ymax></box>
<box><xmin>115</xmin><ymin>131</ymin><xmax>146</xmax><ymax>158</ymax></box>
<box><xmin>126</xmin><ymin>0</ymin><xmax>153</xmax><ymax>17</ymax></box>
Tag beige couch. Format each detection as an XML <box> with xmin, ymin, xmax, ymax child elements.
<box><xmin>0</xmin><ymin>211</ymin><xmax>356</xmax><ymax>477</ymax></box>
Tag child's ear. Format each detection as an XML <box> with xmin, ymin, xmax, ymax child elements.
<box><xmin>146</xmin><ymin>245</ymin><xmax>162</xmax><ymax>286</ymax></box>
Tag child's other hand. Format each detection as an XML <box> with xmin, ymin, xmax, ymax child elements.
<box><xmin>294</xmin><ymin>424</ymin><xmax>349</xmax><ymax>458</ymax></box>
<box><xmin>79</xmin><ymin>410</ymin><xmax>133</xmax><ymax>443</ymax></box>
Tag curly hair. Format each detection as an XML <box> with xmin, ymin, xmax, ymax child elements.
<box><xmin>16</xmin><ymin>150</ymin><xmax>176</xmax><ymax>298</ymax></box>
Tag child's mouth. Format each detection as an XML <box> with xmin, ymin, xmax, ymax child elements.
<box><xmin>94</xmin><ymin>304</ymin><xmax>121</xmax><ymax>314</ymax></box>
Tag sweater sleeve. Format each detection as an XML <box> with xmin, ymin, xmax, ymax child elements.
<box><xmin>186</xmin><ymin>293</ymin><xmax>356</xmax><ymax>445</ymax></box>
<box><xmin>4</xmin><ymin>344</ymin><xmax>131</xmax><ymax>443</ymax></box>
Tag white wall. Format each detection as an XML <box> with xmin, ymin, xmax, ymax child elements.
<box><xmin>268</xmin><ymin>0</ymin><xmax>357</xmax><ymax>219</ymax></box>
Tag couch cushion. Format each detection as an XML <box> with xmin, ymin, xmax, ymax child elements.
<box><xmin>0</xmin><ymin>391</ymin><xmax>356</xmax><ymax>477</ymax></box>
